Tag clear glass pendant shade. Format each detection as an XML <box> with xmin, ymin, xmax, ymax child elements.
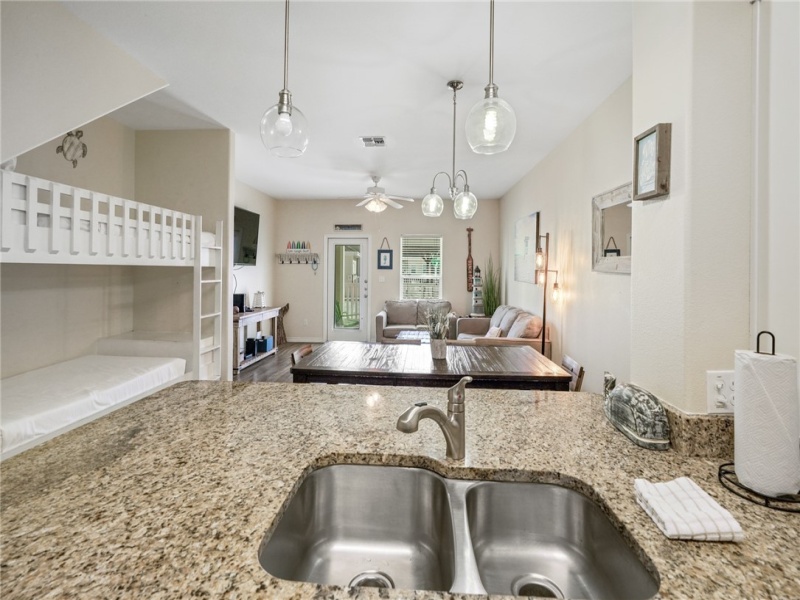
<box><xmin>466</xmin><ymin>95</ymin><xmax>516</xmax><ymax>155</ymax></box>
<box><xmin>260</xmin><ymin>102</ymin><xmax>309</xmax><ymax>158</ymax></box>
<box><xmin>453</xmin><ymin>189</ymin><xmax>478</xmax><ymax>220</ymax></box>
<box><xmin>421</xmin><ymin>191</ymin><xmax>444</xmax><ymax>217</ymax></box>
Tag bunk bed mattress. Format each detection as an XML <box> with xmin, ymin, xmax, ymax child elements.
<box><xmin>1</xmin><ymin>355</ymin><xmax>185</xmax><ymax>455</ymax></box>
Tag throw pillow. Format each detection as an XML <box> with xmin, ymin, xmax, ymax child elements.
<box><xmin>489</xmin><ymin>305</ymin><xmax>511</xmax><ymax>329</ymax></box>
<box><xmin>485</xmin><ymin>326</ymin><xmax>503</xmax><ymax>338</ymax></box>
<box><xmin>497</xmin><ymin>308</ymin><xmax>522</xmax><ymax>335</ymax></box>
<box><xmin>507</xmin><ymin>314</ymin><xmax>543</xmax><ymax>339</ymax></box>
<box><xmin>417</xmin><ymin>300</ymin><xmax>452</xmax><ymax>325</ymax></box>
<box><xmin>385</xmin><ymin>300</ymin><xmax>417</xmax><ymax>325</ymax></box>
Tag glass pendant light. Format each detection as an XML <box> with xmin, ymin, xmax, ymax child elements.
<box><xmin>466</xmin><ymin>0</ymin><xmax>516</xmax><ymax>155</ymax></box>
<box><xmin>422</xmin><ymin>80</ymin><xmax>478</xmax><ymax>220</ymax></box>
<box><xmin>454</xmin><ymin>186</ymin><xmax>478</xmax><ymax>220</ymax></box>
<box><xmin>421</xmin><ymin>189</ymin><xmax>444</xmax><ymax>217</ymax></box>
<box><xmin>260</xmin><ymin>0</ymin><xmax>309</xmax><ymax>158</ymax></box>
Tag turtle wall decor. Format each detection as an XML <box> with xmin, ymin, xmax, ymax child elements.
<box><xmin>56</xmin><ymin>130</ymin><xmax>88</xmax><ymax>168</ymax></box>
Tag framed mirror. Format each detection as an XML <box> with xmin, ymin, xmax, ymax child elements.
<box><xmin>592</xmin><ymin>182</ymin><xmax>632</xmax><ymax>273</ymax></box>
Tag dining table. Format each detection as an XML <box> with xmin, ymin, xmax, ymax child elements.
<box><xmin>291</xmin><ymin>341</ymin><xmax>572</xmax><ymax>390</ymax></box>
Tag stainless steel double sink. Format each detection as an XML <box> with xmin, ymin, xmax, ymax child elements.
<box><xmin>258</xmin><ymin>465</ymin><xmax>658</xmax><ymax>599</ymax></box>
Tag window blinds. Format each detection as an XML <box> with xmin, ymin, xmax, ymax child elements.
<box><xmin>400</xmin><ymin>235</ymin><xmax>443</xmax><ymax>300</ymax></box>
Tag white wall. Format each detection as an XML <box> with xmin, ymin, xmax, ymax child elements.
<box><xmin>500</xmin><ymin>80</ymin><xmax>633</xmax><ymax>393</ymax></box>
<box><xmin>0</xmin><ymin>264</ymin><xmax>135</xmax><ymax>378</ymax></box>
<box><xmin>233</xmin><ymin>182</ymin><xmax>278</xmax><ymax>309</ymax></box>
<box><xmin>274</xmin><ymin>198</ymin><xmax>499</xmax><ymax>342</ymax></box>
<box><xmin>755</xmin><ymin>0</ymin><xmax>800</xmax><ymax>396</ymax></box>
<box><xmin>134</xmin><ymin>129</ymin><xmax>235</xmax><ymax>378</ymax></box>
<box><xmin>631</xmin><ymin>2</ymin><xmax>752</xmax><ymax>413</ymax></box>
<box><xmin>14</xmin><ymin>117</ymin><xmax>137</xmax><ymax>199</ymax></box>
<box><xmin>0</xmin><ymin>1</ymin><xmax>166</xmax><ymax>162</ymax></box>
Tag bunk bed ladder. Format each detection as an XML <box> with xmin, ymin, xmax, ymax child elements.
<box><xmin>193</xmin><ymin>219</ymin><xmax>223</xmax><ymax>381</ymax></box>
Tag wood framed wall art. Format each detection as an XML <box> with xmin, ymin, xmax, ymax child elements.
<box><xmin>633</xmin><ymin>123</ymin><xmax>671</xmax><ymax>201</ymax></box>
<box><xmin>377</xmin><ymin>249</ymin><xmax>393</xmax><ymax>269</ymax></box>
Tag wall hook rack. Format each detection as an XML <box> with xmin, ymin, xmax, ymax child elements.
<box><xmin>275</xmin><ymin>251</ymin><xmax>319</xmax><ymax>266</ymax></box>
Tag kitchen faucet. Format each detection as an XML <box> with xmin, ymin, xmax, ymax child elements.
<box><xmin>396</xmin><ymin>376</ymin><xmax>473</xmax><ymax>460</ymax></box>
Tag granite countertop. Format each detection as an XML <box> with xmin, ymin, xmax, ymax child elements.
<box><xmin>1</xmin><ymin>381</ymin><xmax>798</xmax><ymax>599</ymax></box>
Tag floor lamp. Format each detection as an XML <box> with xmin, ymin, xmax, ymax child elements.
<box><xmin>534</xmin><ymin>231</ymin><xmax>560</xmax><ymax>357</ymax></box>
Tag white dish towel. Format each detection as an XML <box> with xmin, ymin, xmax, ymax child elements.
<box><xmin>634</xmin><ymin>477</ymin><xmax>744</xmax><ymax>542</ymax></box>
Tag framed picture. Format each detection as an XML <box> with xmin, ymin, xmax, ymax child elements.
<box><xmin>514</xmin><ymin>212</ymin><xmax>538</xmax><ymax>283</ymax></box>
<box><xmin>377</xmin><ymin>249</ymin><xmax>393</xmax><ymax>270</ymax></box>
<box><xmin>633</xmin><ymin>123</ymin><xmax>671</xmax><ymax>201</ymax></box>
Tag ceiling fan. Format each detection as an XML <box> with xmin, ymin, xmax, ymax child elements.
<box><xmin>356</xmin><ymin>176</ymin><xmax>415</xmax><ymax>213</ymax></box>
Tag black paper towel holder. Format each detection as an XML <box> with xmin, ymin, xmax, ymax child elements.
<box><xmin>718</xmin><ymin>330</ymin><xmax>800</xmax><ymax>512</ymax></box>
<box><xmin>756</xmin><ymin>330</ymin><xmax>775</xmax><ymax>355</ymax></box>
<box><xmin>718</xmin><ymin>463</ymin><xmax>799</xmax><ymax>512</ymax></box>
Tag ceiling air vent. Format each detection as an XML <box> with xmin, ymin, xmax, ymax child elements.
<box><xmin>359</xmin><ymin>136</ymin><xmax>386</xmax><ymax>148</ymax></box>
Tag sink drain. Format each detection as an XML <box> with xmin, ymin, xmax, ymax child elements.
<box><xmin>511</xmin><ymin>574</ymin><xmax>564</xmax><ymax>599</ymax></box>
<box><xmin>348</xmin><ymin>570</ymin><xmax>395</xmax><ymax>589</ymax></box>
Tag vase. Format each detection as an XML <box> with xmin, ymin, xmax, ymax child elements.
<box><xmin>430</xmin><ymin>338</ymin><xmax>447</xmax><ymax>360</ymax></box>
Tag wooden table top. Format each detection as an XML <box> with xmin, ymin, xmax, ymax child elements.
<box><xmin>291</xmin><ymin>341</ymin><xmax>572</xmax><ymax>390</ymax></box>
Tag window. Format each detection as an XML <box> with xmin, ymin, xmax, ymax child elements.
<box><xmin>400</xmin><ymin>235</ymin><xmax>443</xmax><ymax>299</ymax></box>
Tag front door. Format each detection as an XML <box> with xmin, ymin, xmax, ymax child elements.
<box><xmin>325</xmin><ymin>236</ymin><xmax>369</xmax><ymax>341</ymax></box>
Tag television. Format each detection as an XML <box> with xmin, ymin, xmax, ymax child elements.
<box><xmin>233</xmin><ymin>207</ymin><xmax>260</xmax><ymax>265</ymax></box>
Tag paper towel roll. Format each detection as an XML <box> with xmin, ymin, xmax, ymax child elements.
<box><xmin>734</xmin><ymin>350</ymin><xmax>800</xmax><ymax>497</ymax></box>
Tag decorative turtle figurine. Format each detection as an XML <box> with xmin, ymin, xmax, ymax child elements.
<box><xmin>56</xmin><ymin>130</ymin><xmax>87</xmax><ymax>168</ymax></box>
<box><xmin>603</xmin><ymin>372</ymin><xmax>671</xmax><ymax>450</ymax></box>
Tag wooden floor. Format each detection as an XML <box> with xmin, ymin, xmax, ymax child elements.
<box><xmin>233</xmin><ymin>342</ymin><xmax>321</xmax><ymax>383</ymax></box>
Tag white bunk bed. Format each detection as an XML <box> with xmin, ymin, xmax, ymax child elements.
<box><xmin>0</xmin><ymin>169</ymin><xmax>223</xmax><ymax>460</ymax></box>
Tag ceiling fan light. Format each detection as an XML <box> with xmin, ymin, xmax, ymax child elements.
<box><xmin>365</xmin><ymin>198</ymin><xmax>387</xmax><ymax>213</ymax></box>
<box><xmin>421</xmin><ymin>190</ymin><xmax>444</xmax><ymax>217</ymax></box>
<box><xmin>466</xmin><ymin>94</ymin><xmax>516</xmax><ymax>155</ymax></box>
<box><xmin>261</xmin><ymin>99</ymin><xmax>309</xmax><ymax>158</ymax></box>
<box><xmin>453</xmin><ymin>188</ymin><xmax>477</xmax><ymax>220</ymax></box>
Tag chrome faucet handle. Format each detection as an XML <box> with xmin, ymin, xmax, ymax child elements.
<box><xmin>447</xmin><ymin>376</ymin><xmax>473</xmax><ymax>409</ymax></box>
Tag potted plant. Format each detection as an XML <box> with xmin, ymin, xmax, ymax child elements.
<box><xmin>483</xmin><ymin>255</ymin><xmax>501</xmax><ymax>317</ymax></box>
<box><xmin>425</xmin><ymin>309</ymin><xmax>450</xmax><ymax>360</ymax></box>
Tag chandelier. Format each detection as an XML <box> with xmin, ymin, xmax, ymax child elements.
<box><xmin>421</xmin><ymin>80</ymin><xmax>478</xmax><ymax>220</ymax></box>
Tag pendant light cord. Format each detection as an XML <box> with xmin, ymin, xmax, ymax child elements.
<box><xmin>488</xmin><ymin>0</ymin><xmax>495</xmax><ymax>86</ymax></box>
<box><xmin>451</xmin><ymin>85</ymin><xmax>457</xmax><ymax>181</ymax></box>
<box><xmin>283</xmin><ymin>0</ymin><xmax>290</xmax><ymax>90</ymax></box>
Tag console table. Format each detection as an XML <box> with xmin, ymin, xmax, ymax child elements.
<box><xmin>233</xmin><ymin>307</ymin><xmax>280</xmax><ymax>373</ymax></box>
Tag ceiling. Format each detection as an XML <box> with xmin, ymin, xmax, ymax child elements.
<box><xmin>64</xmin><ymin>1</ymin><xmax>632</xmax><ymax>205</ymax></box>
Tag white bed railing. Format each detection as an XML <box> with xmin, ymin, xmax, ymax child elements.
<box><xmin>1</xmin><ymin>170</ymin><xmax>199</xmax><ymax>265</ymax></box>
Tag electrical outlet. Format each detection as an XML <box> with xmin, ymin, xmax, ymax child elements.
<box><xmin>706</xmin><ymin>370</ymin><xmax>735</xmax><ymax>414</ymax></box>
